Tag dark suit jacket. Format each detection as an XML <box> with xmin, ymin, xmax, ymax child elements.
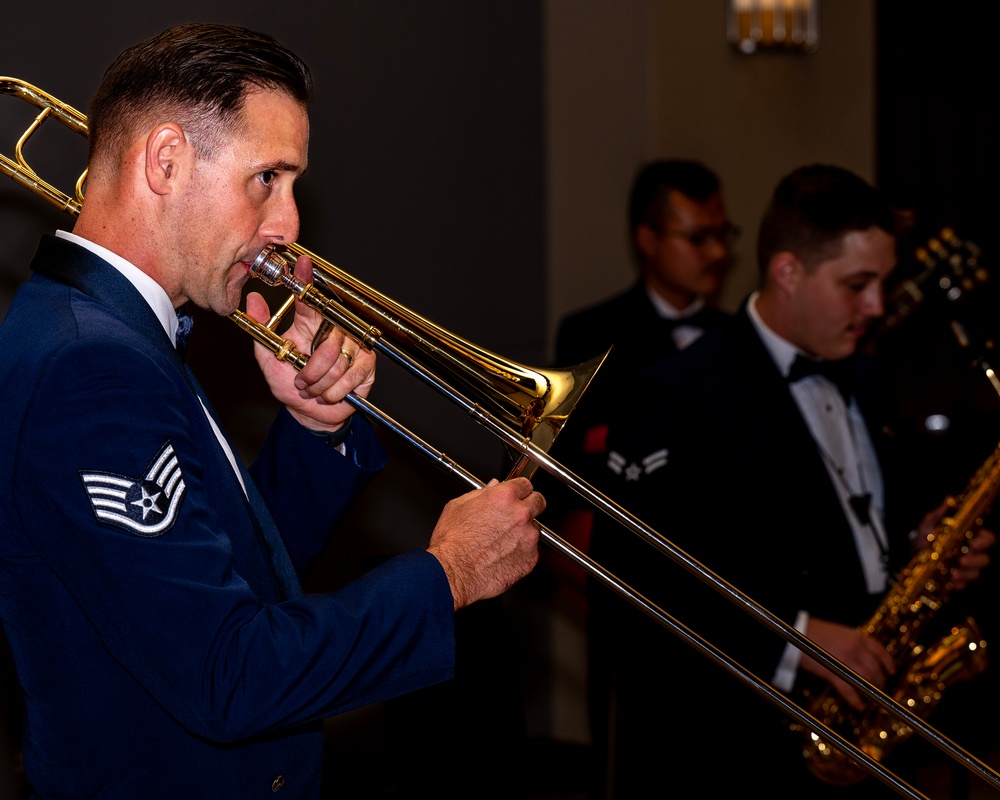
<box><xmin>0</xmin><ymin>236</ymin><xmax>456</xmax><ymax>798</ymax></box>
<box><xmin>546</xmin><ymin>282</ymin><xmax>729</xmax><ymax>526</ymax></box>
<box><xmin>587</xmin><ymin>301</ymin><xmax>913</xmax><ymax>798</ymax></box>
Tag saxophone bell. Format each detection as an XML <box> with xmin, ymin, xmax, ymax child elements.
<box><xmin>791</xmin><ymin>440</ymin><xmax>1000</xmax><ymax>785</ymax></box>
<box><xmin>795</xmin><ymin>617</ymin><xmax>989</xmax><ymax>785</ymax></box>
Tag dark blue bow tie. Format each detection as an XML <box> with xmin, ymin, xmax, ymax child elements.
<box><xmin>175</xmin><ymin>306</ymin><xmax>194</xmax><ymax>357</ymax></box>
<box><xmin>787</xmin><ymin>354</ymin><xmax>854</xmax><ymax>402</ymax></box>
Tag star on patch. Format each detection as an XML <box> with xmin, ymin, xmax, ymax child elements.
<box><xmin>79</xmin><ymin>441</ymin><xmax>186</xmax><ymax>537</ymax></box>
<box><xmin>624</xmin><ymin>462</ymin><xmax>644</xmax><ymax>482</ymax></box>
<box><xmin>607</xmin><ymin>448</ymin><xmax>669</xmax><ymax>481</ymax></box>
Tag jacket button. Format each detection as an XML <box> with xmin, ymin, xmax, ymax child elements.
<box><xmin>271</xmin><ymin>775</ymin><xmax>285</xmax><ymax>792</ymax></box>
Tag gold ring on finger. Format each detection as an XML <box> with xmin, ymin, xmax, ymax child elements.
<box><xmin>340</xmin><ymin>349</ymin><xmax>354</xmax><ymax>366</ymax></box>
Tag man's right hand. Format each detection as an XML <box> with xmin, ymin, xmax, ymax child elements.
<box><xmin>800</xmin><ymin>617</ymin><xmax>896</xmax><ymax>710</ymax></box>
<box><xmin>427</xmin><ymin>477</ymin><xmax>544</xmax><ymax>610</ymax></box>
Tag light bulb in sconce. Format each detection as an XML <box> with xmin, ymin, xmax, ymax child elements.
<box><xmin>727</xmin><ymin>0</ymin><xmax>820</xmax><ymax>55</ymax></box>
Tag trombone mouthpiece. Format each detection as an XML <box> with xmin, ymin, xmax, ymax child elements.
<box><xmin>250</xmin><ymin>244</ymin><xmax>292</xmax><ymax>287</ymax></box>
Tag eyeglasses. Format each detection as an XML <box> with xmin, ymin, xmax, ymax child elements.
<box><xmin>663</xmin><ymin>222</ymin><xmax>741</xmax><ymax>249</ymax></box>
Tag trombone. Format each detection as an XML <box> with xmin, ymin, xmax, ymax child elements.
<box><xmin>2</xmin><ymin>76</ymin><xmax>997</xmax><ymax>799</ymax></box>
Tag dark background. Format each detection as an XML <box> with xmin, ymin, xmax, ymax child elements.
<box><xmin>873</xmin><ymin>9</ymin><xmax>1000</xmax><ymax>795</ymax></box>
<box><xmin>874</xmin><ymin>2</ymin><xmax>1000</xmax><ymax>508</ymax></box>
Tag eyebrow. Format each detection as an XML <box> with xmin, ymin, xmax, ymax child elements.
<box><xmin>260</xmin><ymin>160</ymin><xmax>307</xmax><ymax>177</ymax></box>
<box><xmin>842</xmin><ymin>269</ymin><xmax>887</xmax><ymax>282</ymax></box>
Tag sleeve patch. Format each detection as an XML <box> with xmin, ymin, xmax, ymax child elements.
<box><xmin>607</xmin><ymin>448</ymin><xmax>669</xmax><ymax>481</ymax></box>
<box><xmin>78</xmin><ymin>441</ymin><xmax>186</xmax><ymax>537</ymax></box>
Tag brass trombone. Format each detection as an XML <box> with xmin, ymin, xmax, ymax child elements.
<box><xmin>2</xmin><ymin>76</ymin><xmax>997</xmax><ymax>799</ymax></box>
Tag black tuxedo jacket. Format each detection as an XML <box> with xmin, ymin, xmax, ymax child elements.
<box><xmin>586</xmin><ymin>301</ymin><xmax>912</xmax><ymax>798</ymax></box>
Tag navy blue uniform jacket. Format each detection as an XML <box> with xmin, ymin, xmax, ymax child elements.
<box><xmin>0</xmin><ymin>236</ymin><xmax>456</xmax><ymax>798</ymax></box>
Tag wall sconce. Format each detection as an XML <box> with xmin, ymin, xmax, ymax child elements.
<box><xmin>727</xmin><ymin>0</ymin><xmax>820</xmax><ymax>54</ymax></box>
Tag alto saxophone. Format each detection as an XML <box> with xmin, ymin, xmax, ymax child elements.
<box><xmin>792</xmin><ymin>441</ymin><xmax>998</xmax><ymax>785</ymax></box>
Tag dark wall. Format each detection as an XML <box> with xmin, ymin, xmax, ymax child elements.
<box><xmin>875</xmin><ymin>1</ymin><xmax>1000</xmax><ymax>489</ymax></box>
<box><xmin>876</xmin><ymin>1</ymin><xmax>997</xmax><ymax>258</ymax></box>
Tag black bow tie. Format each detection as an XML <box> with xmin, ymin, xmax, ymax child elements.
<box><xmin>668</xmin><ymin>308</ymin><xmax>712</xmax><ymax>329</ymax></box>
<box><xmin>175</xmin><ymin>306</ymin><xmax>194</xmax><ymax>358</ymax></box>
<box><xmin>787</xmin><ymin>354</ymin><xmax>854</xmax><ymax>402</ymax></box>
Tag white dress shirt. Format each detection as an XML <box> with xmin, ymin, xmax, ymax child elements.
<box><xmin>746</xmin><ymin>292</ymin><xmax>889</xmax><ymax>690</ymax></box>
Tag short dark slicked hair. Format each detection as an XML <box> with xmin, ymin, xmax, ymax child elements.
<box><xmin>628</xmin><ymin>159</ymin><xmax>722</xmax><ymax>233</ymax></box>
<box><xmin>756</xmin><ymin>164</ymin><xmax>900</xmax><ymax>277</ymax></box>
<box><xmin>87</xmin><ymin>23</ymin><xmax>312</xmax><ymax>167</ymax></box>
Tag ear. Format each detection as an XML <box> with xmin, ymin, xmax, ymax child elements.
<box><xmin>769</xmin><ymin>251</ymin><xmax>802</xmax><ymax>292</ymax></box>
<box><xmin>144</xmin><ymin>123</ymin><xmax>186</xmax><ymax>196</ymax></box>
<box><xmin>635</xmin><ymin>223</ymin><xmax>660</xmax><ymax>261</ymax></box>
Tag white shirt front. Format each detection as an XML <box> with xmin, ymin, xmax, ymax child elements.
<box><xmin>746</xmin><ymin>292</ymin><xmax>889</xmax><ymax>690</ymax></box>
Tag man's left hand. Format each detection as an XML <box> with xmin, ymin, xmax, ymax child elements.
<box><xmin>245</xmin><ymin>253</ymin><xmax>376</xmax><ymax>433</ymax></box>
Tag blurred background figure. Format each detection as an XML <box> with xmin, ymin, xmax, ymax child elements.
<box><xmin>545</xmin><ymin>158</ymin><xmax>736</xmax><ymax>563</ymax></box>
<box><xmin>507</xmin><ymin>158</ymin><xmax>737</xmax><ymax>793</ymax></box>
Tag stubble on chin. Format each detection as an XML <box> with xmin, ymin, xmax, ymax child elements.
<box><xmin>209</xmin><ymin>269</ymin><xmax>250</xmax><ymax>317</ymax></box>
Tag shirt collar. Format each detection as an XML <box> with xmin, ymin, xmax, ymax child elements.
<box><xmin>56</xmin><ymin>229</ymin><xmax>180</xmax><ymax>346</ymax></box>
<box><xmin>645</xmin><ymin>285</ymin><xmax>706</xmax><ymax>322</ymax></box>
<box><xmin>746</xmin><ymin>290</ymin><xmax>803</xmax><ymax>377</ymax></box>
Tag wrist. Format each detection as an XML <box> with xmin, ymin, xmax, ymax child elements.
<box><xmin>308</xmin><ymin>416</ymin><xmax>353</xmax><ymax>448</ymax></box>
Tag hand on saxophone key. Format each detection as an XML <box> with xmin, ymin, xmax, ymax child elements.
<box><xmin>800</xmin><ymin>617</ymin><xmax>896</xmax><ymax>712</ymax></box>
<box><xmin>953</xmin><ymin>524</ymin><xmax>995</xmax><ymax>590</ymax></box>
<box><xmin>913</xmin><ymin>496</ymin><xmax>996</xmax><ymax>591</ymax></box>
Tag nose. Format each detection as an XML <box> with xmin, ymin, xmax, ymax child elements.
<box><xmin>704</xmin><ymin>238</ymin><xmax>730</xmax><ymax>260</ymax></box>
<box><xmin>864</xmin><ymin>283</ymin><xmax>885</xmax><ymax>317</ymax></box>
<box><xmin>261</xmin><ymin>190</ymin><xmax>300</xmax><ymax>244</ymax></box>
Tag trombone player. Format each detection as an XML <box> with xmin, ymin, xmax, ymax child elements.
<box><xmin>0</xmin><ymin>23</ymin><xmax>543</xmax><ymax>798</ymax></box>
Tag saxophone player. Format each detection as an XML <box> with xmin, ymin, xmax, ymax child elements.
<box><xmin>587</xmin><ymin>164</ymin><xmax>995</xmax><ymax>799</ymax></box>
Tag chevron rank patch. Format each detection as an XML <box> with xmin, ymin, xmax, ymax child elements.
<box><xmin>79</xmin><ymin>441</ymin><xmax>186</xmax><ymax>537</ymax></box>
<box><xmin>607</xmin><ymin>448</ymin><xmax>669</xmax><ymax>482</ymax></box>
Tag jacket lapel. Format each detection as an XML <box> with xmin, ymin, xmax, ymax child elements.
<box><xmin>30</xmin><ymin>234</ymin><xmax>302</xmax><ymax>599</ymax></box>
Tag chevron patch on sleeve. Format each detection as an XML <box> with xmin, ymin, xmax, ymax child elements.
<box><xmin>606</xmin><ymin>448</ymin><xmax>669</xmax><ymax>482</ymax></box>
<box><xmin>79</xmin><ymin>441</ymin><xmax>186</xmax><ymax>537</ymax></box>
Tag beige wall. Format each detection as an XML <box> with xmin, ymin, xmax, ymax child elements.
<box><xmin>541</xmin><ymin>0</ymin><xmax>875</xmax><ymax>742</ymax></box>
<box><xmin>546</xmin><ymin>0</ymin><xmax>876</xmax><ymax>357</ymax></box>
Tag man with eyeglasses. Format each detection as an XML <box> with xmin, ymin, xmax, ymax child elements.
<box><xmin>543</xmin><ymin>158</ymin><xmax>737</xmax><ymax>546</ymax></box>
<box><xmin>519</xmin><ymin>158</ymin><xmax>736</xmax><ymax>792</ymax></box>
<box><xmin>556</xmin><ymin>158</ymin><xmax>737</xmax><ymax>386</ymax></box>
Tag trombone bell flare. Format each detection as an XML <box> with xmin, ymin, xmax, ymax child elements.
<box><xmin>510</xmin><ymin>349</ymin><xmax>611</xmax><ymax>478</ymax></box>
